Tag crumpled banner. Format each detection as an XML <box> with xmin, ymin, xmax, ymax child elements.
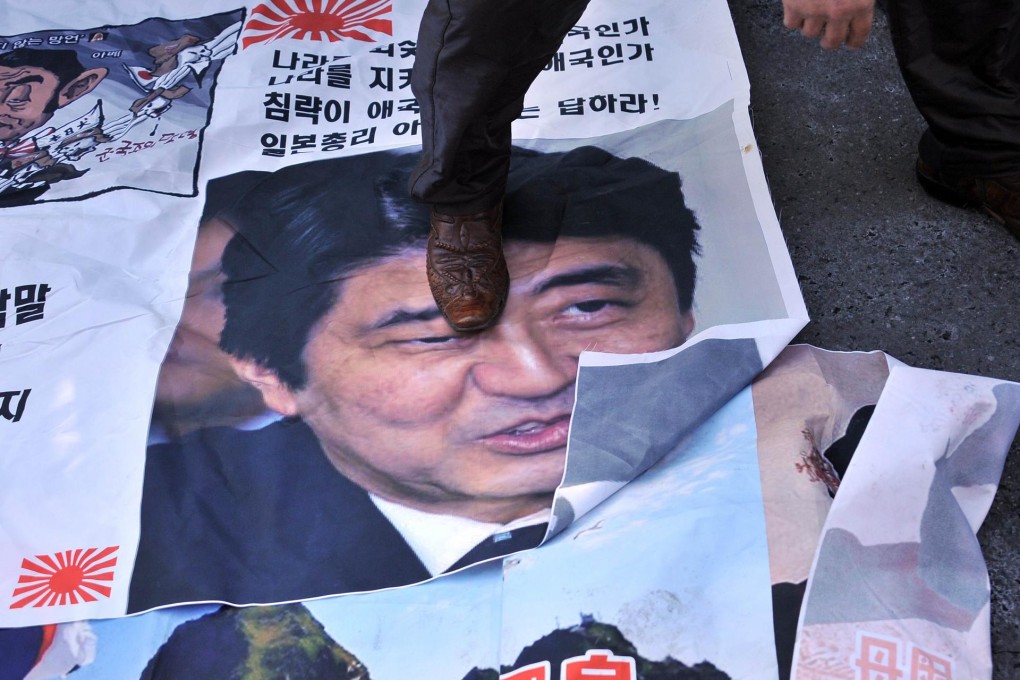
<box><xmin>4</xmin><ymin>346</ymin><xmax>1016</xmax><ymax>680</ymax></box>
<box><xmin>1</xmin><ymin>0</ymin><xmax>809</xmax><ymax>625</ymax></box>
<box><xmin>1</xmin><ymin>1</ymin><xmax>1017</xmax><ymax>678</ymax></box>
<box><xmin>793</xmin><ymin>363</ymin><xmax>1020</xmax><ymax>680</ymax></box>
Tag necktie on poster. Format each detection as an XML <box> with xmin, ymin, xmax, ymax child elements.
<box><xmin>0</xmin><ymin>2</ymin><xmax>1016</xmax><ymax>680</ymax></box>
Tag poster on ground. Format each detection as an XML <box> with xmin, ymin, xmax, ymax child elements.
<box><xmin>1</xmin><ymin>0</ymin><xmax>806</xmax><ymax>624</ymax></box>
<box><xmin>1</xmin><ymin>2</ymin><xmax>1017</xmax><ymax>679</ymax></box>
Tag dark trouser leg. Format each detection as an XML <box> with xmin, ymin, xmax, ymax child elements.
<box><xmin>887</xmin><ymin>0</ymin><xmax>1020</xmax><ymax>178</ymax></box>
<box><xmin>409</xmin><ymin>0</ymin><xmax>590</xmax><ymax>213</ymax></box>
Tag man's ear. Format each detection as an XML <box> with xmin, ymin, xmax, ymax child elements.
<box><xmin>680</xmin><ymin>310</ymin><xmax>696</xmax><ymax>340</ymax></box>
<box><xmin>230</xmin><ymin>358</ymin><xmax>300</xmax><ymax>418</ymax></box>
<box><xmin>56</xmin><ymin>67</ymin><xmax>108</xmax><ymax>107</ymax></box>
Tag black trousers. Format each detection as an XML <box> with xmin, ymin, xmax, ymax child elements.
<box><xmin>409</xmin><ymin>0</ymin><xmax>591</xmax><ymax>213</ymax></box>
<box><xmin>887</xmin><ymin>0</ymin><xmax>1020</xmax><ymax>178</ymax></box>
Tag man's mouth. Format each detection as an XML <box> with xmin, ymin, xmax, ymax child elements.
<box><xmin>480</xmin><ymin>414</ymin><xmax>571</xmax><ymax>455</ymax></box>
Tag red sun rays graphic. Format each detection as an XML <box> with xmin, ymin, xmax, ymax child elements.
<box><xmin>10</xmin><ymin>546</ymin><xmax>118</xmax><ymax>609</ymax></box>
<box><xmin>242</xmin><ymin>0</ymin><xmax>393</xmax><ymax>48</ymax></box>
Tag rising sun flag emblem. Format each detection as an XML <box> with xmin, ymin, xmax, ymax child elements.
<box><xmin>241</xmin><ymin>0</ymin><xmax>393</xmax><ymax>48</ymax></box>
<box><xmin>10</xmin><ymin>547</ymin><xmax>118</xmax><ymax>609</ymax></box>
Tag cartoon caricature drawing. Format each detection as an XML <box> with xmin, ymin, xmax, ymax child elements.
<box><xmin>0</xmin><ymin>48</ymin><xmax>107</xmax><ymax>150</ymax></box>
<box><xmin>0</xmin><ymin>47</ymin><xmax>107</xmax><ymax>196</ymax></box>
<box><xmin>123</xmin><ymin>21</ymin><xmax>241</xmax><ymax>117</ymax></box>
<box><xmin>103</xmin><ymin>20</ymin><xmax>243</xmax><ymax>156</ymax></box>
<box><xmin>0</xmin><ymin>100</ymin><xmax>108</xmax><ymax>195</ymax></box>
<box><xmin>0</xmin><ymin>15</ymin><xmax>241</xmax><ymax>202</ymax></box>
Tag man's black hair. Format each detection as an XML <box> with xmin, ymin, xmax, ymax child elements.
<box><xmin>219</xmin><ymin>146</ymin><xmax>700</xmax><ymax>390</ymax></box>
<box><xmin>218</xmin><ymin>151</ymin><xmax>428</xmax><ymax>390</ymax></box>
<box><xmin>499</xmin><ymin>146</ymin><xmax>700</xmax><ymax>313</ymax></box>
<box><xmin>0</xmin><ymin>48</ymin><xmax>89</xmax><ymax>113</ymax></box>
<box><xmin>201</xmin><ymin>171</ymin><xmax>271</xmax><ymax>224</ymax></box>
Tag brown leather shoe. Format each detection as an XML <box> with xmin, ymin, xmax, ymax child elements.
<box><xmin>426</xmin><ymin>203</ymin><xmax>509</xmax><ymax>332</ymax></box>
<box><xmin>915</xmin><ymin>158</ymin><xmax>1020</xmax><ymax>241</ymax></box>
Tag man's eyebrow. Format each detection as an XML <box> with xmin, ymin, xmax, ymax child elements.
<box><xmin>534</xmin><ymin>264</ymin><xmax>642</xmax><ymax>295</ymax></box>
<box><xmin>0</xmin><ymin>75</ymin><xmax>45</xmax><ymax>87</ymax></box>
<box><xmin>370</xmin><ymin>305</ymin><xmax>444</xmax><ymax>330</ymax></box>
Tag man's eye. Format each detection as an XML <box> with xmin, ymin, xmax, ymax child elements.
<box><xmin>6</xmin><ymin>85</ymin><xmax>30</xmax><ymax>105</ymax></box>
<box><xmin>400</xmin><ymin>333</ymin><xmax>476</xmax><ymax>347</ymax></box>
<box><xmin>563</xmin><ymin>299</ymin><xmax>614</xmax><ymax>316</ymax></box>
<box><xmin>412</xmin><ymin>335</ymin><xmax>459</xmax><ymax>344</ymax></box>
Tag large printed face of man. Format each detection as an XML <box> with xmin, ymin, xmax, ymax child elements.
<box><xmin>0</xmin><ymin>63</ymin><xmax>107</xmax><ymax>143</ymax></box>
<box><xmin>248</xmin><ymin>235</ymin><xmax>694</xmax><ymax>523</ymax></box>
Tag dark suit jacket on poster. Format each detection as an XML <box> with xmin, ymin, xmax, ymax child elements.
<box><xmin>127</xmin><ymin>418</ymin><xmax>433</xmax><ymax>612</ymax></box>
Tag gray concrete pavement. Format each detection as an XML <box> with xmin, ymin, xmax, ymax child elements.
<box><xmin>726</xmin><ymin>1</ymin><xmax>1020</xmax><ymax>676</ymax></box>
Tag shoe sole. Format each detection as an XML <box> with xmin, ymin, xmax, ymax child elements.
<box><xmin>443</xmin><ymin>306</ymin><xmax>505</xmax><ymax>333</ymax></box>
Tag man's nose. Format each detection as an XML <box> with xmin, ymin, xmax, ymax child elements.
<box><xmin>470</xmin><ymin>323</ymin><xmax>576</xmax><ymax>399</ymax></box>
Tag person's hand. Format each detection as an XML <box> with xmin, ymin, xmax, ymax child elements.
<box><xmin>782</xmin><ymin>0</ymin><xmax>875</xmax><ymax>50</ymax></box>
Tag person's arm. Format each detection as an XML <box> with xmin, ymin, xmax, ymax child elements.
<box><xmin>782</xmin><ymin>0</ymin><xmax>875</xmax><ymax>49</ymax></box>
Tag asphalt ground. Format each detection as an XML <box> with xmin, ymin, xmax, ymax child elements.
<box><xmin>727</xmin><ymin>1</ymin><xmax>1020</xmax><ymax>677</ymax></box>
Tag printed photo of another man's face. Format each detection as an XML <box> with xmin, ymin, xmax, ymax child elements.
<box><xmin>149</xmin><ymin>172</ymin><xmax>270</xmax><ymax>441</ymax></box>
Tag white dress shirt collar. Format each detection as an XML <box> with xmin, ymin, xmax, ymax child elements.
<box><xmin>370</xmin><ymin>495</ymin><xmax>550</xmax><ymax>576</ymax></box>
